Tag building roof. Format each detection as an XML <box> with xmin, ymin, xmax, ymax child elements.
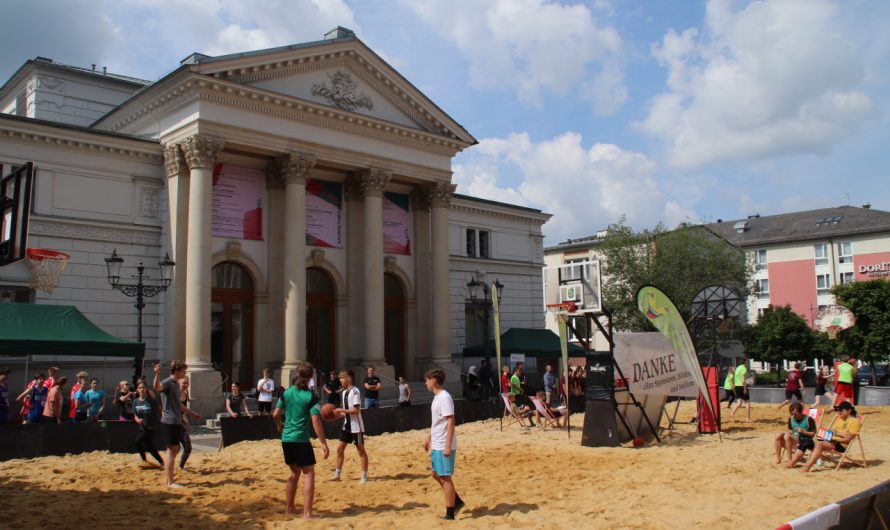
<box><xmin>706</xmin><ymin>205</ymin><xmax>890</xmax><ymax>247</ymax></box>
<box><xmin>0</xmin><ymin>57</ymin><xmax>150</xmax><ymax>103</ymax></box>
<box><xmin>453</xmin><ymin>193</ymin><xmax>542</xmax><ymax>214</ymax></box>
<box><xmin>544</xmin><ymin>233</ymin><xmax>606</xmax><ymax>253</ymax></box>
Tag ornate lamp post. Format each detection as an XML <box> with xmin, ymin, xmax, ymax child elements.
<box><xmin>105</xmin><ymin>248</ymin><xmax>175</xmax><ymax>380</ymax></box>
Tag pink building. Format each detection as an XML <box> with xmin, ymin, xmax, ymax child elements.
<box><xmin>707</xmin><ymin>205</ymin><xmax>890</xmax><ymax>326</ymax></box>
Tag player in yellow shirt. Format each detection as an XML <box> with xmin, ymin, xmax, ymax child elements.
<box><xmin>730</xmin><ymin>358</ymin><xmax>751</xmax><ymax>421</ymax></box>
<box><xmin>802</xmin><ymin>401</ymin><xmax>860</xmax><ymax>472</ymax></box>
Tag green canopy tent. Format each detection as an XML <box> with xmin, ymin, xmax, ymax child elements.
<box><xmin>462</xmin><ymin>327</ymin><xmax>585</xmax><ymax>357</ymax></box>
<box><xmin>0</xmin><ymin>303</ymin><xmax>144</xmax><ymax>357</ymax></box>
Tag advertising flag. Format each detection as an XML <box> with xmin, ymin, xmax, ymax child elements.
<box><xmin>636</xmin><ymin>285</ymin><xmax>716</xmax><ymax>419</ymax></box>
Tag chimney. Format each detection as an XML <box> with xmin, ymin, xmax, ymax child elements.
<box><xmin>92</xmin><ymin>64</ymin><xmax>96</xmax><ymax>71</ymax></box>
<box><xmin>102</xmin><ymin>66</ymin><xmax>107</xmax><ymax>75</ymax></box>
<box><xmin>324</xmin><ymin>27</ymin><xmax>355</xmax><ymax>40</ymax></box>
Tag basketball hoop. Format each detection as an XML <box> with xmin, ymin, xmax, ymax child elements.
<box><xmin>826</xmin><ymin>325</ymin><xmax>840</xmax><ymax>341</ymax></box>
<box><xmin>546</xmin><ymin>302</ymin><xmax>576</xmax><ymax>322</ymax></box>
<box><xmin>815</xmin><ymin>305</ymin><xmax>855</xmax><ymax>341</ymax></box>
<box><xmin>26</xmin><ymin>248</ymin><xmax>70</xmax><ymax>294</ymax></box>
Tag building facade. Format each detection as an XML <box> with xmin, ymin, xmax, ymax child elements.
<box><xmin>0</xmin><ymin>28</ymin><xmax>549</xmax><ymax>412</ymax></box>
<box><xmin>707</xmin><ymin>206</ymin><xmax>890</xmax><ymax>326</ymax></box>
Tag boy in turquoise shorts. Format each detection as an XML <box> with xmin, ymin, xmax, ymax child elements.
<box><xmin>273</xmin><ymin>362</ymin><xmax>329</xmax><ymax>519</ymax></box>
<box><xmin>423</xmin><ymin>368</ymin><xmax>465</xmax><ymax>520</ymax></box>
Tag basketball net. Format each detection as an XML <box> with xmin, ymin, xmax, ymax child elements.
<box><xmin>26</xmin><ymin>248</ymin><xmax>70</xmax><ymax>294</ymax></box>
<box><xmin>826</xmin><ymin>325</ymin><xmax>840</xmax><ymax>341</ymax></box>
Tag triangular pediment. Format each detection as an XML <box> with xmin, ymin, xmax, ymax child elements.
<box><xmin>192</xmin><ymin>38</ymin><xmax>475</xmax><ymax>145</ymax></box>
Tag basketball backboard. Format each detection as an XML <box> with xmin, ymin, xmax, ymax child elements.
<box><xmin>542</xmin><ymin>259</ymin><xmax>602</xmax><ymax>314</ymax></box>
<box><xmin>0</xmin><ymin>162</ymin><xmax>33</xmax><ymax>267</ymax></box>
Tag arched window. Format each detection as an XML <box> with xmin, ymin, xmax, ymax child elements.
<box><xmin>211</xmin><ymin>262</ymin><xmax>254</xmax><ymax>388</ymax></box>
<box><xmin>384</xmin><ymin>272</ymin><xmax>406</xmax><ymax>377</ymax></box>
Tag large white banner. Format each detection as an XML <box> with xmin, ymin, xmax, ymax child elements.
<box><xmin>613</xmin><ymin>332</ymin><xmax>697</xmax><ymax>398</ymax></box>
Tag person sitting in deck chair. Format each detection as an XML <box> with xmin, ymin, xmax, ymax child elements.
<box><xmin>533</xmin><ymin>391</ymin><xmax>567</xmax><ymax>428</ymax></box>
<box><xmin>801</xmin><ymin>401</ymin><xmax>860</xmax><ymax>473</ymax></box>
<box><xmin>507</xmin><ymin>393</ymin><xmax>535</xmax><ymax>427</ymax></box>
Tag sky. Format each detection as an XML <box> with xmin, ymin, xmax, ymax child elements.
<box><xmin>2</xmin><ymin>0</ymin><xmax>889</xmax><ymax>243</ymax></box>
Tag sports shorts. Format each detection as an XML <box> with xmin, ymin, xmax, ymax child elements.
<box><xmin>430</xmin><ymin>449</ymin><xmax>456</xmax><ymax>477</ymax></box>
<box><xmin>162</xmin><ymin>423</ymin><xmax>183</xmax><ymax>446</ymax></box>
<box><xmin>339</xmin><ymin>427</ymin><xmax>364</xmax><ymax>445</ymax></box>
<box><xmin>282</xmin><ymin>442</ymin><xmax>316</xmax><ymax>467</ymax></box>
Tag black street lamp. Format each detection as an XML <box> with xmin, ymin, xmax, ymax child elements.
<box><xmin>105</xmin><ymin>248</ymin><xmax>175</xmax><ymax>381</ymax></box>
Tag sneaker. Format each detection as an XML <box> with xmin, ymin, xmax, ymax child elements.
<box><xmin>453</xmin><ymin>498</ymin><xmax>465</xmax><ymax>516</ymax></box>
<box><xmin>441</xmin><ymin>514</ymin><xmax>455</xmax><ymax>520</ymax></box>
<box><xmin>331</xmin><ymin>472</ymin><xmax>341</xmax><ymax>481</ymax></box>
<box><xmin>167</xmin><ymin>483</ymin><xmax>184</xmax><ymax>489</ymax></box>
<box><xmin>360</xmin><ymin>476</ymin><xmax>368</xmax><ymax>484</ymax></box>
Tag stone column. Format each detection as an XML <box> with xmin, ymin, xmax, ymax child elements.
<box><xmin>163</xmin><ymin>144</ymin><xmax>189</xmax><ymax>359</ymax></box>
<box><xmin>349</xmin><ymin>168</ymin><xmax>391</xmax><ymax>366</ymax></box>
<box><xmin>275</xmin><ymin>152</ymin><xmax>316</xmax><ymax>387</ymax></box>
<box><xmin>344</xmin><ymin>179</ymin><xmax>364</xmax><ymax>363</ymax></box>
<box><xmin>180</xmin><ymin>135</ymin><xmax>223</xmax><ymax>417</ymax></box>
<box><xmin>426</xmin><ymin>182</ymin><xmax>456</xmax><ymax>365</ymax></box>
<box><xmin>181</xmin><ymin>135</ymin><xmax>223</xmax><ymax>367</ymax></box>
<box><xmin>410</xmin><ymin>187</ymin><xmax>432</xmax><ymax>378</ymax></box>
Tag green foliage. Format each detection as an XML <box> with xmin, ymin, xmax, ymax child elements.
<box><xmin>831</xmin><ymin>279</ymin><xmax>890</xmax><ymax>365</ymax></box>
<box><xmin>598</xmin><ymin>217</ymin><xmax>751</xmax><ymax>348</ymax></box>
<box><xmin>754</xmin><ymin>371</ymin><xmax>782</xmax><ymax>386</ymax></box>
<box><xmin>741</xmin><ymin>305</ymin><xmax>814</xmax><ymax>368</ymax></box>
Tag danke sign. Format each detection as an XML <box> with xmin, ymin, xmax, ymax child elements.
<box><xmin>613</xmin><ymin>333</ymin><xmax>697</xmax><ymax>398</ymax></box>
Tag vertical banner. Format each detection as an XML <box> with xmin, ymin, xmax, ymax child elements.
<box><xmin>492</xmin><ymin>283</ymin><xmax>502</xmax><ymax>388</ymax></box>
<box><xmin>305</xmin><ymin>179</ymin><xmax>343</xmax><ymax>248</ymax></box>
<box><xmin>382</xmin><ymin>192</ymin><xmax>411</xmax><ymax>255</ymax></box>
<box><xmin>212</xmin><ymin>164</ymin><xmax>264</xmax><ymax>240</ymax></box>
<box><xmin>636</xmin><ymin>286</ymin><xmax>717</xmax><ymax>425</ymax></box>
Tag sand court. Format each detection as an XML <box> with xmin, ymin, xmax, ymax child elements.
<box><xmin>0</xmin><ymin>402</ymin><xmax>887</xmax><ymax>529</ymax></box>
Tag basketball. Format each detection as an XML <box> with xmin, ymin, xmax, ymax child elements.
<box><xmin>321</xmin><ymin>403</ymin><xmax>342</xmax><ymax>422</ymax></box>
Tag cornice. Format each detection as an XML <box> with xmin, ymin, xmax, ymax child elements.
<box><xmin>0</xmin><ymin>119</ymin><xmax>163</xmax><ymax>163</ymax></box>
<box><xmin>102</xmin><ymin>74</ymin><xmax>470</xmax><ymax>157</ymax></box>
<box><xmin>451</xmin><ymin>201</ymin><xmax>552</xmax><ymax>224</ymax></box>
<box><xmin>29</xmin><ymin>216</ymin><xmax>162</xmax><ymax>246</ymax></box>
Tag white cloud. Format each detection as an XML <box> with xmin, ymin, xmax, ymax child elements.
<box><xmin>454</xmin><ymin>132</ymin><xmax>689</xmax><ymax>242</ymax></box>
<box><xmin>402</xmin><ymin>0</ymin><xmax>627</xmax><ymax>116</ymax></box>
<box><xmin>638</xmin><ymin>0</ymin><xmax>874</xmax><ymax>170</ymax></box>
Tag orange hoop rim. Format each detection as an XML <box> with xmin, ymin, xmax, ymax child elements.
<box><xmin>26</xmin><ymin>248</ymin><xmax>70</xmax><ymax>261</ymax></box>
<box><xmin>546</xmin><ymin>302</ymin><xmax>577</xmax><ymax>313</ymax></box>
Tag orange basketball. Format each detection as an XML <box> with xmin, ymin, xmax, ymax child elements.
<box><xmin>320</xmin><ymin>403</ymin><xmax>341</xmax><ymax>422</ymax></box>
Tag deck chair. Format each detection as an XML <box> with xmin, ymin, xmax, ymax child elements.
<box><xmin>500</xmin><ymin>393</ymin><xmax>530</xmax><ymax>430</ymax></box>
<box><xmin>530</xmin><ymin>396</ymin><xmax>562</xmax><ymax>429</ymax></box>
<box><xmin>833</xmin><ymin>416</ymin><xmax>868</xmax><ymax>470</ymax></box>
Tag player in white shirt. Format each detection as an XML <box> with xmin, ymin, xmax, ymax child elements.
<box><xmin>332</xmin><ymin>369</ymin><xmax>369</xmax><ymax>483</ymax></box>
<box><xmin>256</xmin><ymin>368</ymin><xmax>276</xmax><ymax>415</ymax></box>
<box><xmin>423</xmin><ymin>368</ymin><xmax>465</xmax><ymax>520</ymax></box>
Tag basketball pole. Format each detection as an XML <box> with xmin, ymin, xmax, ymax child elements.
<box><xmin>491</xmin><ymin>284</ymin><xmax>503</xmax><ymax>424</ymax></box>
<box><xmin>557</xmin><ymin>310</ymin><xmax>570</xmax><ymax>439</ymax></box>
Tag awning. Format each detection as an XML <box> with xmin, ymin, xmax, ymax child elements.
<box><xmin>462</xmin><ymin>327</ymin><xmax>586</xmax><ymax>357</ymax></box>
<box><xmin>0</xmin><ymin>303</ymin><xmax>144</xmax><ymax>357</ymax></box>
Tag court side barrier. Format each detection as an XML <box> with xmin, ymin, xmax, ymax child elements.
<box><xmin>0</xmin><ymin>421</ymin><xmax>167</xmax><ymax>461</ymax></box>
<box><xmin>220</xmin><ymin>399</ymin><xmax>504</xmax><ymax>448</ymax></box>
<box><xmin>774</xmin><ymin>478</ymin><xmax>890</xmax><ymax>530</ymax></box>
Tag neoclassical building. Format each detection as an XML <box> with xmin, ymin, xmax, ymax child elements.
<box><xmin>0</xmin><ymin>28</ymin><xmax>549</xmax><ymax>412</ymax></box>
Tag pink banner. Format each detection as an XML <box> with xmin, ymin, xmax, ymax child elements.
<box><xmin>212</xmin><ymin>164</ymin><xmax>264</xmax><ymax>240</ymax></box>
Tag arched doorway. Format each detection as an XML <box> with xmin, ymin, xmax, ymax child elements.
<box><xmin>306</xmin><ymin>267</ymin><xmax>336</xmax><ymax>377</ymax></box>
<box><xmin>384</xmin><ymin>273</ymin><xmax>406</xmax><ymax>377</ymax></box>
<box><xmin>211</xmin><ymin>262</ymin><xmax>254</xmax><ymax>388</ymax></box>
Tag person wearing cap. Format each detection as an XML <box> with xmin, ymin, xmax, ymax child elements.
<box><xmin>801</xmin><ymin>401</ymin><xmax>860</xmax><ymax>472</ymax></box>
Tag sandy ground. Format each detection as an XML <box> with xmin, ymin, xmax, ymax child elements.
<box><xmin>1</xmin><ymin>402</ymin><xmax>887</xmax><ymax>530</ymax></box>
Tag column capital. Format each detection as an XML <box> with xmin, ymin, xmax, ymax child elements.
<box><xmin>268</xmin><ymin>152</ymin><xmax>316</xmax><ymax>187</ymax></box>
<box><xmin>424</xmin><ymin>182</ymin><xmax>457</xmax><ymax>208</ymax></box>
<box><xmin>348</xmin><ymin>167</ymin><xmax>391</xmax><ymax>198</ymax></box>
<box><xmin>163</xmin><ymin>144</ymin><xmax>188</xmax><ymax>179</ymax></box>
<box><xmin>180</xmin><ymin>135</ymin><xmax>224</xmax><ymax>170</ymax></box>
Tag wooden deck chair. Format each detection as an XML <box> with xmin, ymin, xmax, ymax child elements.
<box><xmin>530</xmin><ymin>396</ymin><xmax>561</xmax><ymax>429</ymax></box>
<box><xmin>834</xmin><ymin>415</ymin><xmax>868</xmax><ymax>470</ymax></box>
<box><xmin>500</xmin><ymin>393</ymin><xmax>529</xmax><ymax>430</ymax></box>
<box><xmin>779</xmin><ymin>408</ymin><xmax>825</xmax><ymax>461</ymax></box>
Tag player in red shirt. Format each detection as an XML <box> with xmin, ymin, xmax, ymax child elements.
<box><xmin>776</xmin><ymin>363</ymin><xmax>806</xmax><ymax>410</ymax></box>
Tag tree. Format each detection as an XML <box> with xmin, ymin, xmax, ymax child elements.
<box><xmin>741</xmin><ymin>305</ymin><xmax>814</xmax><ymax>375</ymax></box>
<box><xmin>831</xmin><ymin>279</ymin><xmax>890</xmax><ymax>384</ymax></box>
<box><xmin>598</xmin><ymin>218</ymin><xmax>751</xmax><ymax>348</ymax></box>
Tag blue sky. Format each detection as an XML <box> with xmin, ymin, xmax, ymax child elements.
<box><xmin>3</xmin><ymin>0</ymin><xmax>889</xmax><ymax>243</ymax></box>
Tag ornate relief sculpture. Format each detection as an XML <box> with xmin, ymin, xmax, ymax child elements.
<box><xmin>311</xmin><ymin>71</ymin><xmax>373</xmax><ymax>112</ymax></box>
<box><xmin>424</xmin><ymin>182</ymin><xmax>457</xmax><ymax>208</ymax></box>
<box><xmin>347</xmin><ymin>168</ymin><xmax>391</xmax><ymax>198</ymax></box>
<box><xmin>163</xmin><ymin>144</ymin><xmax>187</xmax><ymax>178</ymax></box>
<box><xmin>180</xmin><ymin>135</ymin><xmax>224</xmax><ymax>170</ymax></box>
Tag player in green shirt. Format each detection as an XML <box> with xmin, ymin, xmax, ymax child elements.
<box><xmin>273</xmin><ymin>362</ymin><xmax>329</xmax><ymax>519</ymax></box>
<box><xmin>730</xmin><ymin>358</ymin><xmax>752</xmax><ymax>421</ymax></box>
<box><xmin>722</xmin><ymin>368</ymin><xmax>736</xmax><ymax>408</ymax></box>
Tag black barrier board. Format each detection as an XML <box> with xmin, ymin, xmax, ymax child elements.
<box><xmin>220</xmin><ymin>415</ymin><xmax>277</xmax><ymax>447</ymax></box>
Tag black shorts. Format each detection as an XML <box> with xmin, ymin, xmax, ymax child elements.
<box><xmin>257</xmin><ymin>401</ymin><xmax>272</xmax><ymax>413</ymax></box>
<box><xmin>734</xmin><ymin>386</ymin><xmax>749</xmax><ymax>400</ymax></box>
<box><xmin>832</xmin><ymin>441</ymin><xmax>847</xmax><ymax>453</ymax></box>
<box><xmin>797</xmin><ymin>438</ymin><xmax>815</xmax><ymax>453</ymax></box>
<box><xmin>162</xmin><ymin>423</ymin><xmax>183</xmax><ymax>447</ymax></box>
<box><xmin>339</xmin><ymin>427</ymin><xmax>364</xmax><ymax>445</ymax></box>
<box><xmin>815</xmin><ymin>387</ymin><xmax>827</xmax><ymax>396</ymax></box>
<box><xmin>785</xmin><ymin>390</ymin><xmax>802</xmax><ymax>401</ymax></box>
<box><xmin>282</xmin><ymin>442</ymin><xmax>316</xmax><ymax>467</ymax></box>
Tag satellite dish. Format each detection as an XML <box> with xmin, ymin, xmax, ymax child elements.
<box><xmin>690</xmin><ymin>285</ymin><xmax>743</xmax><ymax>321</ymax></box>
